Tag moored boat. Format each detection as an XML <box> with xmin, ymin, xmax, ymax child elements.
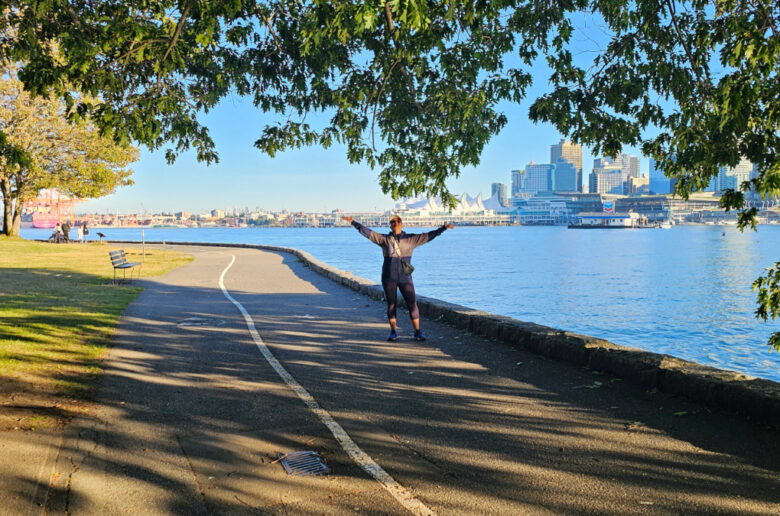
<box><xmin>32</xmin><ymin>212</ymin><xmax>59</xmax><ymax>229</ymax></box>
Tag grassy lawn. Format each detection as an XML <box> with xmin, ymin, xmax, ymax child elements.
<box><xmin>0</xmin><ymin>237</ymin><xmax>192</xmax><ymax>430</ymax></box>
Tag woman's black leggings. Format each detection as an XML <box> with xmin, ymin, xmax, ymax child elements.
<box><xmin>382</xmin><ymin>281</ymin><xmax>420</xmax><ymax>320</ymax></box>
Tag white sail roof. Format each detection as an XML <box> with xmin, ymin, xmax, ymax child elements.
<box><xmin>482</xmin><ymin>192</ymin><xmax>504</xmax><ymax>211</ymax></box>
<box><xmin>395</xmin><ymin>192</ymin><xmax>500</xmax><ymax>215</ymax></box>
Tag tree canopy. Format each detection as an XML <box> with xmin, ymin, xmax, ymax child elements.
<box><xmin>0</xmin><ymin>66</ymin><xmax>137</xmax><ymax>236</ymax></box>
<box><xmin>1</xmin><ymin>0</ymin><xmax>777</xmax><ymax>347</ymax></box>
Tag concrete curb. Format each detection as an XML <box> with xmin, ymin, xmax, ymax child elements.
<box><xmin>121</xmin><ymin>240</ymin><xmax>780</xmax><ymax>425</ymax></box>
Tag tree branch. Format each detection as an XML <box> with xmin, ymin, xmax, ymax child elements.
<box><xmin>371</xmin><ymin>57</ymin><xmax>401</xmax><ymax>148</ymax></box>
<box><xmin>383</xmin><ymin>2</ymin><xmax>423</xmax><ymax>110</ymax></box>
<box><xmin>261</xmin><ymin>11</ymin><xmax>284</xmax><ymax>54</ymax></box>
<box><xmin>746</xmin><ymin>0</ymin><xmax>778</xmax><ymax>39</ymax></box>
<box><xmin>104</xmin><ymin>39</ymin><xmax>168</xmax><ymax>70</ymax></box>
<box><xmin>663</xmin><ymin>0</ymin><xmax>709</xmax><ymax>93</ymax></box>
<box><xmin>157</xmin><ymin>0</ymin><xmax>194</xmax><ymax>87</ymax></box>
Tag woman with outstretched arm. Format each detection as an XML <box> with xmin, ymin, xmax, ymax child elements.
<box><xmin>342</xmin><ymin>214</ymin><xmax>455</xmax><ymax>341</ymax></box>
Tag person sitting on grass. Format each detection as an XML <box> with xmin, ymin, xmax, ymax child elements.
<box><xmin>49</xmin><ymin>223</ymin><xmax>64</xmax><ymax>243</ymax></box>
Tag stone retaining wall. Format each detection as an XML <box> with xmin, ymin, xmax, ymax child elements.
<box><xmin>128</xmin><ymin>241</ymin><xmax>780</xmax><ymax>425</ymax></box>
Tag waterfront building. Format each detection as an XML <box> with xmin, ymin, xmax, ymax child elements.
<box><xmin>667</xmin><ymin>193</ymin><xmax>724</xmax><ymax>222</ymax></box>
<box><xmin>511</xmin><ymin>169</ymin><xmax>526</xmax><ymax>197</ymax></box>
<box><xmin>515</xmin><ymin>193</ymin><xmax>570</xmax><ymax>225</ymax></box>
<box><xmin>392</xmin><ymin>193</ymin><xmax>513</xmax><ymax>225</ymax></box>
<box><xmin>482</xmin><ymin>191</ymin><xmax>509</xmax><ymax>211</ymax></box>
<box><xmin>615</xmin><ymin>195</ymin><xmax>671</xmax><ymax>222</ymax></box>
<box><xmin>550</xmin><ymin>139</ymin><xmax>583</xmax><ymax>192</ymax></box>
<box><xmin>570</xmin><ymin>211</ymin><xmax>641</xmax><ymax>228</ymax></box>
<box><xmin>513</xmin><ymin>192</ymin><xmax>624</xmax><ymax>225</ymax></box>
<box><xmin>549</xmin><ymin>193</ymin><xmax>612</xmax><ymax>217</ymax></box>
<box><xmin>491</xmin><ymin>182</ymin><xmax>508</xmax><ymax>207</ymax></box>
<box><xmin>613</xmin><ymin>193</ymin><xmax>722</xmax><ymax>223</ymax></box>
<box><xmin>524</xmin><ymin>161</ymin><xmax>554</xmax><ymax>194</ymax></box>
<box><xmin>552</xmin><ymin>159</ymin><xmax>578</xmax><ymax>192</ymax></box>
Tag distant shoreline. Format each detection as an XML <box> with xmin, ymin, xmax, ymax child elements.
<box><xmin>21</xmin><ymin>221</ymin><xmax>780</xmax><ymax>230</ymax></box>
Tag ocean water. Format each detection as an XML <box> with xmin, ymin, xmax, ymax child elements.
<box><xmin>21</xmin><ymin>225</ymin><xmax>780</xmax><ymax>382</ymax></box>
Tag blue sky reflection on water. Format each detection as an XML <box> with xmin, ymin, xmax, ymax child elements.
<box><xmin>22</xmin><ymin>224</ymin><xmax>780</xmax><ymax>382</ymax></box>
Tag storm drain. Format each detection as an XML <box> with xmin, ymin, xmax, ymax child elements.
<box><xmin>277</xmin><ymin>451</ymin><xmax>329</xmax><ymax>476</ymax></box>
<box><xmin>177</xmin><ymin>317</ymin><xmax>225</xmax><ymax>327</ymax></box>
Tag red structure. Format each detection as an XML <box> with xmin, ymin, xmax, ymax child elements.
<box><xmin>23</xmin><ymin>189</ymin><xmax>84</xmax><ymax>228</ymax></box>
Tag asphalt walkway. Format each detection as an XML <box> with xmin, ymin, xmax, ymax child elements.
<box><xmin>4</xmin><ymin>245</ymin><xmax>779</xmax><ymax>515</ymax></box>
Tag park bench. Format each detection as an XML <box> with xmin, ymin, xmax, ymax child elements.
<box><xmin>109</xmin><ymin>249</ymin><xmax>142</xmax><ymax>284</ymax></box>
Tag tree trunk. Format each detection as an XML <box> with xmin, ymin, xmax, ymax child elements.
<box><xmin>11</xmin><ymin>210</ymin><xmax>21</xmax><ymax>235</ymax></box>
<box><xmin>1</xmin><ymin>179</ymin><xmax>14</xmax><ymax>236</ymax></box>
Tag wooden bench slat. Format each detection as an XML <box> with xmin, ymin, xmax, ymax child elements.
<box><xmin>108</xmin><ymin>249</ymin><xmax>141</xmax><ymax>284</ymax></box>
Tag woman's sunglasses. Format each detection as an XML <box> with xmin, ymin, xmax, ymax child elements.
<box><xmin>390</xmin><ymin>219</ymin><xmax>402</xmax><ymax>225</ymax></box>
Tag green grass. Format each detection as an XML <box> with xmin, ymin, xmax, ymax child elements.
<box><xmin>0</xmin><ymin>237</ymin><xmax>192</xmax><ymax>428</ymax></box>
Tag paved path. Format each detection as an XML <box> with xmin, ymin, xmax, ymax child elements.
<box><xmin>6</xmin><ymin>245</ymin><xmax>780</xmax><ymax>515</ymax></box>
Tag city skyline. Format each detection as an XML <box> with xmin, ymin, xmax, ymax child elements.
<box><xmin>77</xmin><ymin>94</ymin><xmax>649</xmax><ymax>215</ymax></box>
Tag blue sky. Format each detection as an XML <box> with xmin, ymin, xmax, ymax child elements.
<box><xmin>79</xmin><ymin>94</ymin><xmax>646</xmax><ymax>215</ymax></box>
<box><xmin>79</xmin><ymin>15</ymin><xmax>647</xmax><ymax>215</ymax></box>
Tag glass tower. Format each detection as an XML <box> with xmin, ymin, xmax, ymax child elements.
<box><xmin>550</xmin><ymin>140</ymin><xmax>583</xmax><ymax>192</ymax></box>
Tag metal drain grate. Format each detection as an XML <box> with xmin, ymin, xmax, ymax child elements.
<box><xmin>177</xmin><ymin>317</ymin><xmax>225</xmax><ymax>327</ymax></box>
<box><xmin>278</xmin><ymin>451</ymin><xmax>329</xmax><ymax>476</ymax></box>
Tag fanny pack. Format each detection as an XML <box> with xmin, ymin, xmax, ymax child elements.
<box><xmin>389</xmin><ymin>234</ymin><xmax>415</xmax><ymax>274</ymax></box>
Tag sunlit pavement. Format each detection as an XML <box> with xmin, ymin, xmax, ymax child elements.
<box><xmin>7</xmin><ymin>244</ymin><xmax>780</xmax><ymax>515</ymax></box>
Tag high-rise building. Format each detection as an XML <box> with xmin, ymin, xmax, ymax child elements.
<box><xmin>511</xmin><ymin>169</ymin><xmax>526</xmax><ymax>197</ymax></box>
<box><xmin>591</xmin><ymin>154</ymin><xmax>639</xmax><ymax>194</ymax></box>
<box><xmin>552</xmin><ymin>159</ymin><xmax>578</xmax><ymax>192</ymax></box>
<box><xmin>491</xmin><ymin>182</ymin><xmax>508</xmax><ymax>207</ymax></box>
<box><xmin>627</xmin><ymin>175</ymin><xmax>650</xmax><ymax>195</ymax></box>
<box><xmin>525</xmin><ymin>161</ymin><xmax>554</xmax><ymax>194</ymax></box>
<box><xmin>717</xmin><ymin>157</ymin><xmax>753</xmax><ymax>193</ymax></box>
<box><xmin>590</xmin><ymin>166</ymin><xmax>626</xmax><ymax>194</ymax></box>
<box><xmin>649</xmin><ymin>158</ymin><xmax>671</xmax><ymax>194</ymax></box>
<box><xmin>550</xmin><ymin>139</ymin><xmax>583</xmax><ymax>192</ymax></box>
<box><xmin>615</xmin><ymin>154</ymin><xmax>640</xmax><ymax>178</ymax></box>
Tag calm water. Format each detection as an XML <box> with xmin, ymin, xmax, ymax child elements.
<box><xmin>21</xmin><ymin>225</ymin><xmax>780</xmax><ymax>382</ymax></box>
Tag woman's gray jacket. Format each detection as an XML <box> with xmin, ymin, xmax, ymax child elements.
<box><xmin>351</xmin><ymin>220</ymin><xmax>447</xmax><ymax>284</ymax></box>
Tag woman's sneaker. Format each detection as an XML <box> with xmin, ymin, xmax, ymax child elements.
<box><xmin>387</xmin><ymin>329</ymin><xmax>398</xmax><ymax>342</ymax></box>
<box><xmin>414</xmin><ymin>329</ymin><xmax>426</xmax><ymax>341</ymax></box>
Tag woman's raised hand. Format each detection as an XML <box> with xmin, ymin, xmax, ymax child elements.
<box><xmin>445</xmin><ymin>223</ymin><xmax>455</xmax><ymax>229</ymax></box>
<box><xmin>342</xmin><ymin>216</ymin><xmax>354</xmax><ymax>223</ymax></box>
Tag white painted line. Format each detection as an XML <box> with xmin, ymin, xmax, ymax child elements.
<box><xmin>218</xmin><ymin>254</ymin><xmax>435</xmax><ymax>516</ymax></box>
